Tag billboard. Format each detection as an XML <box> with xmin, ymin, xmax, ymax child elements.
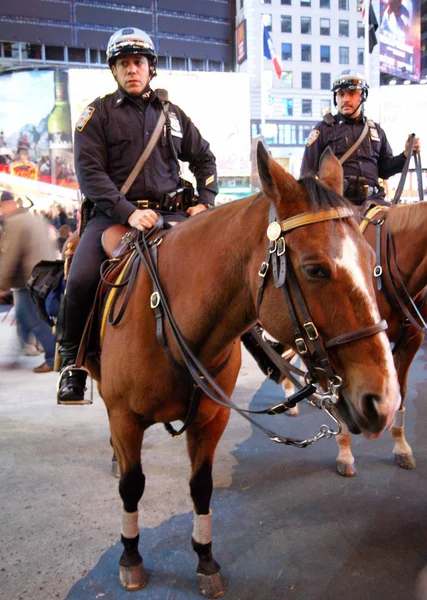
<box><xmin>379</xmin><ymin>0</ymin><xmax>421</xmax><ymax>81</ymax></box>
<box><xmin>0</xmin><ymin>69</ymin><xmax>250</xmax><ymax>197</ymax></box>
<box><xmin>237</xmin><ymin>20</ymin><xmax>248</xmax><ymax>65</ymax></box>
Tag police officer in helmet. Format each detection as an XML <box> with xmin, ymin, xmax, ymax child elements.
<box><xmin>301</xmin><ymin>70</ymin><xmax>420</xmax><ymax>205</ymax></box>
<box><xmin>56</xmin><ymin>27</ymin><xmax>218</xmax><ymax>403</ymax></box>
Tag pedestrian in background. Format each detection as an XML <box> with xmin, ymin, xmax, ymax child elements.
<box><xmin>0</xmin><ymin>190</ymin><xmax>57</xmax><ymax>372</ymax></box>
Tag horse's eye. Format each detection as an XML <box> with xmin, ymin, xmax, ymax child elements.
<box><xmin>303</xmin><ymin>264</ymin><xmax>330</xmax><ymax>279</ymax></box>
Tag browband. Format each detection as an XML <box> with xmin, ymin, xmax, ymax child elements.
<box><xmin>280</xmin><ymin>207</ymin><xmax>355</xmax><ymax>233</ymax></box>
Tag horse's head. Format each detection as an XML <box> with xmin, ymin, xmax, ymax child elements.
<box><xmin>255</xmin><ymin>143</ymin><xmax>400</xmax><ymax>438</ymax></box>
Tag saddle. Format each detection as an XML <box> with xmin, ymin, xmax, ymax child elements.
<box><xmin>75</xmin><ymin>221</ymin><xmax>168</xmax><ymax>368</ymax></box>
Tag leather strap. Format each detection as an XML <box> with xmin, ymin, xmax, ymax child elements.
<box><xmin>338</xmin><ymin>120</ymin><xmax>369</xmax><ymax>165</ymax></box>
<box><xmin>392</xmin><ymin>134</ymin><xmax>414</xmax><ymax>205</ymax></box>
<box><xmin>280</xmin><ymin>207</ymin><xmax>354</xmax><ymax>233</ymax></box>
<box><xmin>120</xmin><ymin>102</ymin><xmax>169</xmax><ymax>196</ymax></box>
<box><xmin>325</xmin><ymin>319</ymin><xmax>388</xmax><ymax>348</ymax></box>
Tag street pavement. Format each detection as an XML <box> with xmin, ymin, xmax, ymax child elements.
<box><xmin>1</xmin><ymin>342</ymin><xmax>427</xmax><ymax>600</ymax></box>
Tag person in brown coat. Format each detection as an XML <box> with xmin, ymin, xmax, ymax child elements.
<box><xmin>0</xmin><ymin>190</ymin><xmax>57</xmax><ymax>372</ymax></box>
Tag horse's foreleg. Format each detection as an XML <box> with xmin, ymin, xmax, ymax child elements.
<box><xmin>187</xmin><ymin>406</ymin><xmax>230</xmax><ymax>599</ymax></box>
<box><xmin>110</xmin><ymin>410</ymin><xmax>147</xmax><ymax>591</ymax></box>
<box><xmin>336</xmin><ymin>422</ymin><xmax>357</xmax><ymax>477</ymax></box>
<box><xmin>391</xmin><ymin>330</ymin><xmax>423</xmax><ymax>470</ymax></box>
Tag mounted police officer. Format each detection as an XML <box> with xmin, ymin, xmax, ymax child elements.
<box><xmin>300</xmin><ymin>70</ymin><xmax>420</xmax><ymax>205</ymax></box>
<box><xmin>57</xmin><ymin>27</ymin><xmax>218</xmax><ymax>404</ymax></box>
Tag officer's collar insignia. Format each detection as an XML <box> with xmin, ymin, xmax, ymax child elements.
<box><xmin>306</xmin><ymin>129</ymin><xmax>320</xmax><ymax>147</ymax></box>
<box><xmin>76</xmin><ymin>106</ymin><xmax>95</xmax><ymax>132</ymax></box>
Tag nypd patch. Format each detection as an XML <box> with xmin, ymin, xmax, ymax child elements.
<box><xmin>306</xmin><ymin>129</ymin><xmax>320</xmax><ymax>147</ymax></box>
<box><xmin>76</xmin><ymin>106</ymin><xmax>95</xmax><ymax>132</ymax></box>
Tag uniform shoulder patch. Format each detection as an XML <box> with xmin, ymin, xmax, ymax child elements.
<box><xmin>76</xmin><ymin>106</ymin><xmax>95</xmax><ymax>132</ymax></box>
<box><xmin>306</xmin><ymin>129</ymin><xmax>320</xmax><ymax>147</ymax></box>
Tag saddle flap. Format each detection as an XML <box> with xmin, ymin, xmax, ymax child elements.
<box><xmin>101</xmin><ymin>225</ymin><xmax>138</xmax><ymax>259</ymax></box>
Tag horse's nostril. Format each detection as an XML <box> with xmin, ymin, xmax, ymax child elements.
<box><xmin>362</xmin><ymin>394</ymin><xmax>381</xmax><ymax>421</ymax></box>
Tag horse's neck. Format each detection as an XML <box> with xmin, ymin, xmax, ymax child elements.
<box><xmin>164</xmin><ymin>196</ymin><xmax>267</xmax><ymax>354</ymax></box>
<box><xmin>388</xmin><ymin>202</ymin><xmax>427</xmax><ymax>296</ymax></box>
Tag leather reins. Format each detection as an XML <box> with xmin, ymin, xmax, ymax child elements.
<box><xmin>131</xmin><ymin>202</ymin><xmax>387</xmax><ymax>448</ymax></box>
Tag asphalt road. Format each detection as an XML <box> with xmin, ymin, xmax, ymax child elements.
<box><xmin>1</xmin><ymin>342</ymin><xmax>427</xmax><ymax>600</ymax></box>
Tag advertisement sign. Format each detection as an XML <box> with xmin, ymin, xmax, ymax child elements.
<box><xmin>0</xmin><ymin>69</ymin><xmax>78</xmax><ymax>189</ymax></box>
<box><xmin>379</xmin><ymin>0</ymin><xmax>421</xmax><ymax>81</ymax></box>
<box><xmin>237</xmin><ymin>20</ymin><xmax>247</xmax><ymax>65</ymax></box>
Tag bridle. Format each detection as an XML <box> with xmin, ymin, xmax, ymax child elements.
<box><xmin>131</xmin><ymin>201</ymin><xmax>387</xmax><ymax>448</ymax></box>
<box><xmin>255</xmin><ymin>203</ymin><xmax>388</xmax><ymax>426</ymax></box>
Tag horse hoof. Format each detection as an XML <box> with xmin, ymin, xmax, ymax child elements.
<box><xmin>119</xmin><ymin>562</ymin><xmax>147</xmax><ymax>591</ymax></box>
<box><xmin>336</xmin><ymin>461</ymin><xmax>357</xmax><ymax>477</ymax></box>
<box><xmin>197</xmin><ymin>570</ymin><xmax>227</xmax><ymax>598</ymax></box>
<box><xmin>112</xmin><ymin>459</ymin><xmax>120</xmax><ymax>478</ymax></box>
<box><xmin>394</xmin><ymin>453</ymin><xmax>416</xmax><ymax>470</ymax></box>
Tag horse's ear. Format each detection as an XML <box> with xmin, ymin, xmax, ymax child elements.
<box><xmin>257</xmin><ymin>142</ymin><xmax>297</xmax><ymax>205</ymax></box>
<box><xmin>318</xmin><ymin>147</ymin><xmax>344</xmax><ymax>196</ymax></box>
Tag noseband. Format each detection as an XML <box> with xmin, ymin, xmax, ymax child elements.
<box><xmin>256</xmin><ymin>204</ymin><xmax>388</xmax><ymax>391</ymax></box>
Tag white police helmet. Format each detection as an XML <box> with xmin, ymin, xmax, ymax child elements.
<box><xmin>106</xmin><ymin>28</ymin><xmax>157</xmax><ymax>75</ymax></box>
<box><xmin>332</xmin><ymin>70</ymin><xmax>369</xmax><ymax>102</ymax></box>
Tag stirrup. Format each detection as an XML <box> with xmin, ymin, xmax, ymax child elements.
<box><xmin>57</xmin><ymin>365</ymin><xmax>92</xmax><ymax>406</ymax></box>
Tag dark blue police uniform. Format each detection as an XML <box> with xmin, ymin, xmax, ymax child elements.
<box><xmin>301</xmin><ymin>112</ymin><xmax>406</xmax><ymax>205</ymax></box>
<box><xmin>57</xmin><ymin>86</ymin><xmax>218</xmax><ymax>366</ymax></box>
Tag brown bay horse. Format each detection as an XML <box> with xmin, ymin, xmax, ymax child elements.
<box><xmin>282</xmin><ymin>201</ymin><xmax>427</xmax><ymax>477</ymax></box>
<box><xmin>334</xmin><ymin>201</ymin><xmax>427</xmax><ymax>476</ymax></box>
<box><xmin>89</xmin><ymin>144</ymin><xmax>400</xmax><ymax>596</ymax></box>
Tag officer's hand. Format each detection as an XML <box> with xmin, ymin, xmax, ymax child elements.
<box><xmin>127</xmin><ymin>209</ymin><xmax>159</xmax><ymax>231</ymax></box>
<box><xmin>186</xmin><ymin>204</ymin><xmax>208</xmax><ymax>217</ymax></box>
<box><xmin>404</xmin><ymin>135</ymin><xmax>421</xmax><ymax>157</ymax></box>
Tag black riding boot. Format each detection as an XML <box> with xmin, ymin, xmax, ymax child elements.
<box><xmin>56</xmin><ymin>295</ymin><xmax>90</xmax><ymax>404</ymax></box>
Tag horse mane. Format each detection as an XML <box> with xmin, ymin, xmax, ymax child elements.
<box><xmin>387</xmin><ymin>201</ymin><xmax>427</xmax><ymax>233</ymax></box>
<box><xmin>298</xmin><ymin>176</ymin><xmax>352</xmax><ymax>211</ymax></box>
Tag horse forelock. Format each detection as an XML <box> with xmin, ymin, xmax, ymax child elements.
<box><xmin>298</xmin><ymin>176</ymin><xmax>352</xmax><ymax>212</ymax></box>
<box><xmin>387</xmin><ymin>201</ymin><xmax>427</xmax><ymax>234</ymax></box>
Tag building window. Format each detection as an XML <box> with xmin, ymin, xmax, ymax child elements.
<box><xmin>301</xmin><ymin>0</ymin><xmax>311</xmax><ymax>6</ymax></box>
<box><xmin>281</xmin><ymin>0</ymin><xmax>291</xmax><ymax>4</ymax></box>
<box><xmin>68</xmin><ymin>47</ymin><xmax>86</xmax><ymax>63</ymax></box>
<box><xmin>45</xmin><ymin>46</ymin><xmax>64</xmax><ymax>61</ymax></box>
<box><xmin>282</xmin><ymin>43</ymin><xmax>292</xmax><ymax>61</ymax></box>
<box><xmin>281</xmin><ymin>70</ymin><xmax>293</xmax><ymax>88</ymax></box>
<box><xmin>241</xmin><ymin>0</ymin><xmax>244</xmax><ymax>7</ymax></box>
<box><xmin>320</xmin><ymin>72</ymin><xmax>331</xmax><ymax>89</ymax></box>
<box><xmin>262</xmin><ymin>0</ymin><xmax>272</xmax><ymax>3</ymax></box>
<box><xmin>320</xmin><ymin>45</ymin><xmax>330</xmax><ymax>62</ymax></box>
<box><xmin>358</xmin><ymin>48</ymin><xmax>364</xmax><ymax>65</ymax></box>
<box><xmin>89</xmin><ymin>49</ymin><xmax>99</xmax><ymax>63</ymax></box>
<box><xmin>339</xmin><ymin>0</ymin><xmax>349</xmax><ymax>9</ymax></box>
<box><xmin>339</xmin><ymin>46</ymin><xmax>349</xmax><ymax>64</ymax></box>
<box><xmin>278</xmin><ymin>124</ymin><xmax>297</xmax><ymax>144</ymax></box>
<box><xmin>282</xmin><ymin>98</ymin><xmax>294</xmax><ymax>116</ymax></box>
<box><xmin>251</xmin><ymin>123</ymin><xmax>260</xmax><ymax>138</ymax></box>
<box><xmin>172</xmin><ymin>57</ymin><xmax>187</xmax><ymax>70</ymax></box>
<box><xmin>301</xmin><ymin>44</ymin><xmax>311</xmax><ymax>61</ymax></box>
<box><xmin>357</xmin><ymin>21</ymin><xmax>364</xmax><ymax>38</ymax></box>
<box><xmin>262</xmin><ymin>14</ymin><xmax>272</xmax><ymax>32</ymax></box>
<box><xmin>320</xmin><ymin>18</ymin><xmax>330</xmax><ymax>35</ymax></box>
<box><xmin>22</xmin><ymin>44</ymin><xmax>42</xmax><ymax>60</ymax></box>
<box><xmin>302</xmin><ymin>72</ymin><xmax>312</xmax><ymax>88</ymax></box>
<box><xmin>301</xmin><ymin>16</ymin><xmax>311</xmax><ymax>34</ymax></box>
<box><xmin>320</xmin><ymin>0</ymin><xmax>330</xmax><ymax>6</ymax></box>
<box><xmin>302</xmin><ymin>99</ymin><xmax>312</xmax><ymax>116</ymax></box>
<box><xmin>281</xmin><ymin>15</ymin><xmax>292</xmax><ymax>33</ymax></box>
<box><xmin>321</xmin><ymin>98</ymin><xmax>331</xmax><ymax>115</ymax></box>
<box><xmin>339</xmin><ymin>20</ymin><xmax>349</xmax><ymax>36</ymax></box>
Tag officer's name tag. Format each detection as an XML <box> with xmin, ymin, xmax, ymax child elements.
<box><xmin>169</xmin><ymin>112</ymin><xmax>183</xmax><ymax>138</ymax></box>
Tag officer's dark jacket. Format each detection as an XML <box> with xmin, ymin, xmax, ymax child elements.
<box><xmin>300</xmin><ymin>112</ymin><xmax>406</xmax><ymax>200</ymax></box>
<box><xmin>74</xmin><ymin>87</ymin><xmax>218</xmax><ymax>224</ymax></box>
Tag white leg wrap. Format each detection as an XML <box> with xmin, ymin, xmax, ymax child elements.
<box><xmin>192</xmin><ymin>509</ymin><xmax>212</xmax><ymax>545</ymax></box>
<box><xmin>393</xmin><ymin>407</ymin><xmax>405</xmax><ymax>429</ymax></box>
<box><xmin>121</xmin><ymin>509</ymin><xmax>139</xmax><ymax>539</ymax></box>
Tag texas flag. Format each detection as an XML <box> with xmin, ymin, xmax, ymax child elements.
<box><xmin>263</xmin><ymin>26</ymin><xmax>282</xmax><ymax>80</ymax></box>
